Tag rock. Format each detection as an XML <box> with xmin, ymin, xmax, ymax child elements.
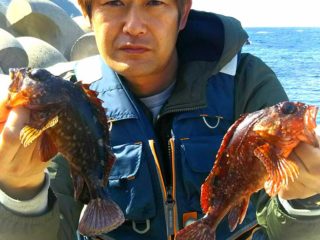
<box><xmin>17</xmin><ymin>36</ymin><xmax>67</xmax><ymax>68</ymax></box>
<box><xmin>70</xmin><ymin>32</ymin><xmax>98</xmax><ymax>61</ymax></box>
<box><xmin>0</xmin><ymin>28</ymin><xmax>28</xmax><ymax>74</ymax></box>
<box><xmin>6</xmin><ymin>0</ymin><xmax>84</xmax><ymax>60</ymax></box>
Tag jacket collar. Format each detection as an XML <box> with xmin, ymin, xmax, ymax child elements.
<box><xmin>162</xmin><ymin>10</ymin><xmax>247</xmax><ymax>115</ymax></box>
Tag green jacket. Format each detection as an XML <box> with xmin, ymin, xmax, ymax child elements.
<box><xmin>1</xmin><ymin>10</ymin><xmax>319</xmax><ymax>240</ymax></box>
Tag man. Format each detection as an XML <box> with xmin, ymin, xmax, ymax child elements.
<box><xmin>0</xmin><ymin>0</ymin><xmax>320</xmax><ymax>239</ymax></box>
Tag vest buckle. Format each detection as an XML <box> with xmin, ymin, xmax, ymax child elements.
<box><xmin>132</xmin><ymin>219</ymin><xmax>150</xmax><ymax>234</ymax></box>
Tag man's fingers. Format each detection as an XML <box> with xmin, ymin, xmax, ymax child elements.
<box><xmin>0</xmin><ymin>107</ymin><xmax>30</xmax><ymax>163</ymax></box>
<box><xmin>294</xmin><ymin>142</ymin><xmax>320</xmax><ymax>174</ymax></box>
<box><xmin>279</xmin><ymin>144</ymin><xmax>320</xmax><ymax>200</ymax></box>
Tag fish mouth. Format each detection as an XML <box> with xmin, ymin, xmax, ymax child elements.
<box><xmin>6</xmin><ymin>91</ymin><xmax>30</xmax><ymax>108</ymax></box>
<box><xmin>302</xmin><ymin>105</ymin><xmax>319</xmax><ymax>148</ymax></box>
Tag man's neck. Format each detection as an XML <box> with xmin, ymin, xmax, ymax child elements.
<box><xmin>124</xmin><ymin>52</ymin><xmax>178</xmax><ymax>98</ymax></box>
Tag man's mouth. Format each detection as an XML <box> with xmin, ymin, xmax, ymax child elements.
<box><xmin>119</xmin><ymin>44</ymin><xmax>150</xmax><ymax>54</ymax></box>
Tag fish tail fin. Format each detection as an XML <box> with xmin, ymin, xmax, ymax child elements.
<box><xmin>175</xmin><ymin>219</ymin><xmax>216</xmax><ymax>240</ymax></box>
<box><xmin>78</xmin><ymin>198</ymin><xmax>125</xmax><ymax>236</ymax></box>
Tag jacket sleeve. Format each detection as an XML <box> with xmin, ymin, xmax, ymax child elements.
<box><xmin>0</xmin><ymin>155</ymin><xmax>83</xmax><ymax>240</ymax></box>
<box><xmin>235</xmin><ymin>53</ymin><xmax>320</xmax><ymax>239</ymax></box>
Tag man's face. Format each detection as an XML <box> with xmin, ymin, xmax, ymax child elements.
<box><xmin>90</xmin><ymin>0</ymin><xmax>190</xmax><ymax>80</ymax></box>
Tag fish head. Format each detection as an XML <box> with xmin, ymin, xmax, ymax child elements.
<box><xmin>253</xmin><ymin>101</ymin><xmax>319</xmax><ymax>149</ymax></box>
<box><xmin>7</xmin><ymin>68</ymin><xmax>61</xmax><ymax>108</ymax></box>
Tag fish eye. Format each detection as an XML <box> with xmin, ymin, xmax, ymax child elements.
<box><xmin>29</xmin><ymin>68</ymin><xmax>50</xmax><ymax>82</ymax></box>
<box><xmin>281</xmin><ymin>102</ymin><xmax>297</xmax><ymax>114</ymax></box>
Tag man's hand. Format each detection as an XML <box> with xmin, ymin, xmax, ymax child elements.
<box><xmin>278</xmin><ymin>128</ymin><xmax>320</xmax><ymax>200</ymax></box>
<box><xmin>0</xmin><ymin>77</ymin><xmax>48</xmax><ymax>200</ymax></box>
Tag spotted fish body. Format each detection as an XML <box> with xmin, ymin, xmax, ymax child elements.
<box><xmin>176</xmin><ymin>101</ymin><xmax>319</xmax><ymax>240</ymax></box>
<box><xmin>6</xmin><ymin>68</ymin><xmax>125</xmax><ymax>236</ymax></box>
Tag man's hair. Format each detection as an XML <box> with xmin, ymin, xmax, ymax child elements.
<box><xmin>77</xmin><ymin>0</ymin><xmax>187</xmax><ymax>19</ymax></box>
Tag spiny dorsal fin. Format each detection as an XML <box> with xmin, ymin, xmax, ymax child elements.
<box><xmin>215</xmin><ymin>114</ymin><xmax>247</xmax><ymax>161</ymax></box>
<box><xmin>77</xmin><ymin>82</ymin><xmax>109</xmax><ymax>136</ymax></box>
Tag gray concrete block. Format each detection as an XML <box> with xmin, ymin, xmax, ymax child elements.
<box><xmin>0</xmin><ymin>28</ymin><xmax>28</xmax><ymax>74</ymax></box>
<box><xmin>70</xmin><ymin>32</ymin><xmax>98</xmax><ymax>61</ymax></box>
<box><xmin>6</xmin><ymin>0</ymin><xmax>84</xmax><ymax>60</ymax></box>
<box><xmin>1</xmin><ymin>3</ymin><xmax>17</xmax><ymax>36</ymax></box>
<box><xmin>72</xmin><ymin>15</ymin><xmax>92</xmax><ymax>33</ymax></box>
<box><xmin>17</xmin><ymin>36</ymin><xmax>67</xmax><ymax>68</ymax></box>
<box><xmin>0</xmin><ymin>2</ymin><xmax>9</xmax><ymax>31</ymax></box>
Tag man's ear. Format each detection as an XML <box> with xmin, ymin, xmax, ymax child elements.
<box><xmin>178</xmin><ymin>0</ymin><xmax>192</xmax><ymax>31</ymax></box>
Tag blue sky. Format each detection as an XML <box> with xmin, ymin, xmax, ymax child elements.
<box><xmin>192</xmin><ymin>0</ymin><xmax>320</xmax><ymax>27</ymax></box>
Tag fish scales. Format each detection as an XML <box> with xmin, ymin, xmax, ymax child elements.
<box><xmin>176</xmin><ymin>101</ymin><xmax>319</xmax><ymax>240</ymax></box>
<box><xmin>6</xmin><ymin>68</ymin><xmax>125</xmax><ymax>236</ymax></box>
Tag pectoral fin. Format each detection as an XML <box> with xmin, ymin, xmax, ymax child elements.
<box><xmin>228</xmin><ymin>197</ymin><xmax>250</xmax><ymax>232</ymax></box>
<box><xmin>20</xmin><ymin>116</ymin><xmax>59</xmax><ymax>147</ymax></box>
<box><xmin>39</xmin><ymin>132</ymin><xmax>57</xmax><ymax>162</ymax></box>
<box><xmin>254</xmin><ymin>143</ymin><xmax>299</xmax><ymax>196</ymax></box>
<box><xmin>70</xmin><ymin>169</ymin><xmax>85</xmax><ymax>201</ymax></box>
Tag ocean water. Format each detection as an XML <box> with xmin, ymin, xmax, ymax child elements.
<box><xmin>243</xmin><ymin>28</ymin><xmax>320</xmax><ymax>124</ymax></box>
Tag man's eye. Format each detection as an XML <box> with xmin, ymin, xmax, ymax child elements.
<box><xmin>104</xmin><ymin>0</ymin><xmax>124</xmax><ymax>6</ymax></box>
<box><xmin>147</xmin><ymin>0</ymin><xmax>164</xmax><ymax>6</ymax></box>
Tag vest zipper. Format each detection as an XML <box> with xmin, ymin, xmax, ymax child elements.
<box><xmin>164</xmin><ymin>186</ymin><xmax>175</xmax><ymax>236</ymax></box>
<box><xmin>148</xmin><ymin>139</ymin><xmax>178</xmax><ymax>239</ymax></box>
<box><xmin>165</xmin><ymin>138</ymin><xmax>178</xmax><ymax>237</ymax></box>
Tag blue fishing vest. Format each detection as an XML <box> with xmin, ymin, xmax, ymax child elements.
<box><xmin>74</xmin><ymin>57</ymin><xmax>256</xmax><ymax>240</ymax></box>
<box><xmin>74</xmin><ymin>10</ymin><xmax>256</xmax><ymax>240</ymax></box>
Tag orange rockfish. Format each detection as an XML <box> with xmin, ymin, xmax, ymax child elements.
<box><xmin>5</xmin><ymin>68</ymin><xmax>125</xmax><ymax>236</ymax></box>
<box><xmin>176</xmin><ymin>101</ymin><xmax>319</xmax><ymax>240</ymax></box>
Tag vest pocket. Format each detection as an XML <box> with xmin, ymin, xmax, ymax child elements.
<box><xmin>108</xmin><ymin>142</ymin><xmax>156</xmax><ymax>220</ymax></box>
<box><xmin>180</xmin><ymin>136</ymin><xmax>223</xmax><ymax>201</ymax></box>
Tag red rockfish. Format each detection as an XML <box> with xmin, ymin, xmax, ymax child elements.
<box><xmin>176</xmin><ymin>101</ymin><xmax>319</xmax><ymax>240</ymax></box>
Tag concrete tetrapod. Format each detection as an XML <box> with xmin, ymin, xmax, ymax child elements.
<box><xmin>0</xmin><ymin>2</ymin><xmax>14</xmax><ymax>34</ymax></box>
<box><xmin>0</xmin><ymin>28</ymin><xmax>28</xmax><ymax>74</ymax></box>
<box><xmin>17</xmin><ymin>36</ymin><xmax>67</xmax><ymax>68</ymax></box>
<box><xmin>70</xmin><ymin>32</ymin><xmax>99</xmax><ymax>61</ymax></box>
<box><xmin>72</xmin><ymin>15</ymin><xmax>92</xmax><ymax>33</ymax></box>
<box><xmin>6</xmin><ymin>0</ymin><xmax>84</xmax><ymax>60</ymax></box>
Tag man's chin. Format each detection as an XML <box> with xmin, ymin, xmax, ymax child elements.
<box><xmin>110</xmin><ymin>62</ymin><xmax>154</xmax><ymax>78</ymax></box>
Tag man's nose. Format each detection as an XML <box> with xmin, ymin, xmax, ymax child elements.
<box><xmin>123</xmin><ymin>7</ymin><xmax>147</xmax><ymax>36</ymax></box>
